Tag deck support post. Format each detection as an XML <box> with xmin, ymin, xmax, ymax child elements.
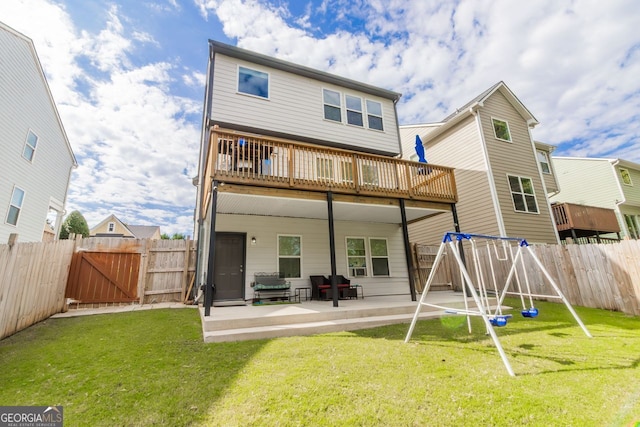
<box><xmin>327</xmin><ymin>191</ymin><xmax>339</xmax><ymax>307</ymax></box>
<box><xmin>399</xmin><ymin>199</ymin><xmax>416</xmax><ymax>301</ymax></box>
<box><xmin>204</xmin><ymin>181</ymin><xmax>219</xmax><ymax>316</ymax></box>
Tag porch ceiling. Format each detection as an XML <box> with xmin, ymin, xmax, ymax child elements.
<box><xmin>216</xmin><ymin>192</ymin><xmax>447</xmax><ymax>224</ymax></box>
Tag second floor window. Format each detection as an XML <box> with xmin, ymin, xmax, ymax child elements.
<box><xmin>537</xmin><ymin>150</ymin><xmax>551</xmax><ymax>174</ymax></box>
<box><xmin>323</xmin><ymin>89</ymin><xmax>342</xmax><ymax>122</ymax></box>
<box><xmin>492</xmin><ymin>118</ymin><xmax>512</xmax><ymax>142</ymax></box>
<box><xmin>6</xmin><ymin>186</ymin><xmax>25</xmax><ymax>226</ymax></box>
<box><xmin>238</xmin><ymin>66</ymin><xmax>269</xmax><ymax>99</ymax></box>
<box><xmin>508</xmin><ymin>175</ymin><xmax>538</xmax><ymax>213</ymax></box>
<box><xmin>620</xmin><ymin>168</ymin><xmax>633</xmax><ymax>186</ymax></box>
<box><xmin>366</xmin><ymin>100</ymin><xmax>384</xmax><ymax>131</ymax></box>
<box><xmin>108</xmin><ymin>222</ymin><xmax>115</xmax><ymax>232</ymax></box>
<box><xmin>345</xmin><ymin>95</ymin><xmax>363</xmax><ymax>127</ymax></box>
<box><xmin>23</xmin><ymin>130</ymin><xmax>38</xmax><ymax>162</ymax></box>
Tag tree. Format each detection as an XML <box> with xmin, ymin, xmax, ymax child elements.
<box><xmin>161</xmin><ymin>233</ymin><xmax>171</xmax><ymax>240</ymax></box>
<box><xmin>59</xmin><ymin>210</ymin><xmax>90</xmax><ymax>239</ymax></box>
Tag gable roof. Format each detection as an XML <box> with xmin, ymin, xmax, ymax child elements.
<box><xmin>209</xmin><ymin>40</ymin><xmax>402</xmax><ymax>102</ymax></box>
<box><xmin>0</xmin><ymin>21</ymin><xmax>77</xmax><ymax>167</ymax></box>
<box><xmin>553</xmin><ymin>156</ymin><xmax>640</xmax><ymax>171</ymax></box>
<box><xmin>127</xmin><ymin>225</ymin><xmax>161</xmax><ymax>239</ymax></box>
<box><xmin>414</xmin><ymin>81</ymin><xmax>539</xmax><ymax>144</ymax></box>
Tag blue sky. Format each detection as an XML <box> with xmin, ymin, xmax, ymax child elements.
<box><xmin>1</xmin><ymin>0</ymin><xmax>639</xmax><ymax>237</ymax></box>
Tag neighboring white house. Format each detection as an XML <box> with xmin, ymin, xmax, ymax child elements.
<box><xmin>399</xmin><ymin>82</ymin><xmax>559</xmax><ymax>245</ymax></box>
<box><xmin>194</xmin><ymin>41</ymin><xmax>458</xmax><ymax>310</ymax></box>
<box><xmin>0</xmin><ymin>22</ymin><xmax>77</xmax><ymax>243</ymax></box>
<box><xmin>550</xmin><ymin>157</ymin><xmax>640</xmax><ymax>239</ymax></box>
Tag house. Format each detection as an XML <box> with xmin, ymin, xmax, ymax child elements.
<box><xmin>0</xmin><ymin>22</ymin><xmax>77</xmax><ymax>243</ymax></box>
<box><xmin>90</xmin><ymin>214</ymin><xmax>162</xmax><ymax>239</ymax></box>
<box><xmin>399</xmin><ymin>81</ymin><xmax>559</xmax><ymax>245</ymax></box>
<box><xmin>550</xmin><ymin>157</ymin><xmax>640</xmax><ymax>240</ymax></box>
<box><xmin>194</xmin><ymin>41</ymin><xmax>458</xmax><ymax>312</ymax></box>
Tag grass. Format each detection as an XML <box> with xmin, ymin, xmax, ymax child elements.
<box><xmin>0</xmin><ymin>300</ymin><xmax>639</xmax><ymax>426</ymax></box>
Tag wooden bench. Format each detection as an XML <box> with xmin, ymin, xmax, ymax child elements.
<box><xmin>252</xmin><ymin>272</ymin><xmax>291</xmax><ymax>302</ymax></box>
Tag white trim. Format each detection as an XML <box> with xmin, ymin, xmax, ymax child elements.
<box><xmin>536</xmin><ymin>150</ymin><xmax>551</xmax><ymax>174</ymax></box>
<box><xmin>6</xmin><ymin>185</ymin><xmax>26</xmax><ymax>226</ymax></box>
<box><xmin>529</xmin><ymin>131</ymin><xmax>560</xmax><ymax>243</ymax></box>
<box><xmin>365</xmin><ymin>98</ymin><xmax>384</xmax><ymax>132</ymax></box>
<box><xmin>345</xmin><ymin>94</ymin><xmax>364</xmax><ymax>127</ymax></box>
<box><xmin>368</xmin><ymin>237</ymin><xmax>391</xmax><ymax>277</ymax></box>
<box><xmin>619</xmin><ymin>167</ymin><xmax>633</xmax><ymax>186</ymax></box>
<box><xmin>22</xmin><ymin>129</ymin><xmax>39</xmax><ymax>162</ymax></box>
<box><xmin>506</xmin><ymin>174</ymin><xmax>540</xmax><ymax>214</ymax></box>
<box><xmin>474</xmin><ymin>113</ymin><xmax>507</xmax><ymax>235</ymax></box>
<box><xmin>322</xmin><ymin>87</ymin><xmax>342</xmax><ymax>123</ymax></box>
<box><xmin>345</xmin><ymin>236</ymin><xmax>368</xmax><ymax>278</ymax></box>
<box><xmin>236</xmin><ymin>65</ymin><xmax>270</xmax><ymax>100</ymax></box>
<box><xmin>276</xmin><ymin>234</ymin><xmax>302</xmax><ymax>279</ymax></box>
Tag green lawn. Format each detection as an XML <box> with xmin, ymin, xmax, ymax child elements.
<box><xmin>1</xmin><ymin>299</ymin><xmax>639</xmax><ymax>426</ymax></box>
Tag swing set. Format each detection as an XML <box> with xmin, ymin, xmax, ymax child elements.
<box><xmin>405</xmin><ymin>232</ymin><xmax>592</xmax><ymax>377</ymax></box>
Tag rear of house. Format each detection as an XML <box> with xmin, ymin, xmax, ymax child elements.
<box><xmin>0</xmin><ymin>22</ymin><xmax>76</xmax><ymax>243</ymax></box>
<box><xmin>194</xmin><ymin>41</ymin><xmax>458</xmax><ymax>310</ymax></box>
<box><xmin>400</xmin><ymin>82</ymin><xmax>558</xmax><ymax>245</ymax></box>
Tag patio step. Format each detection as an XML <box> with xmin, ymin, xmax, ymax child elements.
<box><xmin>199</xmin><ymin>297</ymin><xmax>473</xmax><ymax>343</ymax></box>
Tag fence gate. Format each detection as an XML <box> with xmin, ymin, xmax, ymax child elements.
<box><xmin>65</xmin><ymin>251</ymin><xmax>140</xmax><ymax>304</ymax></box>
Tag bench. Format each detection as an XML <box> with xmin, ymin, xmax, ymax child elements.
<box><xmin>252</xmin><ymin>272</ymin><xmax>291</xmax><ymax>302</ymax></box>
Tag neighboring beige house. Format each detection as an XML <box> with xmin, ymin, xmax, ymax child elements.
<box><xmin>194</xmin><ymin>41</ymin><xmax>458</xmax><ymax>310</ymax></box>
<box><xmin>550</xmin><ymin>157</ymin><xmax>640</xmax><ymax>239</ymax></box>
<box><xmin>400</xmin><ymin>81</ymin><xmax>559</xmax><ymax>245</ymax></box>
<box><xmin>0</xmin><ymin>22</ymin><xmax>77</xmax><ymax>242</ymax></box>
<box><xmin>90</xmin><ymin>214</ymin><xmax>161</xmax><ymax>239</ymax></box>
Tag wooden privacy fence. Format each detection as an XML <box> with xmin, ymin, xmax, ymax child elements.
<box><xmin>0</xmin><ymin>237</ymin><xmax>75</xmax><ymax>340</ymax></box>
<box><xmin>412</xmin><ymin>240</ymin><xmax>640</xmax><ymax>316</ymax></box>
<box><xmin>66</xmin><ymin>237</ymin><xmax>197</xmax><ymax>307</ymax></box>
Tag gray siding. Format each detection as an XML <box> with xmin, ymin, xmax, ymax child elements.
<box><xmin>211</xmin><ymin>54</ymin><xmax>401</xmax><ymax>155</ymax></box>
<box><xmin>617</xmin><ymin>165</ymin><xmax>640</xmax><ymax>206</ymax></box>
<box><xmin>216</xmin><ymin>214</ymin><xmax>410</xmax><ymax>298</ymax></box>
<box><xmin>479</xmin><ymin>92</ymin><xmax>557</xmax><ymax>243</ymax></box>
<box><xmin>403</xmin><ymin>116</ymin><xmax>499</xmax><ymax>245</ymax></box>
<box><xmin>0</xmin><ymin>25</ymin><xmax>75</xmax><ymax>243</ymax></box>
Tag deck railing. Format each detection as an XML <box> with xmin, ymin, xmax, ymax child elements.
<box><xmin>203</xmin><ymin>129</ymin><xmax>457</xmax><ymax>208</ymax></box>
<box><xmin>552</xmin><ymin>202</ymin><xmax>620</xmax><ymax>233</ymax></box>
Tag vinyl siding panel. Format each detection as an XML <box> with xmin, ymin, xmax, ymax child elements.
<box><xmin>0</xmin><ymin>26</ymin><xmax>74</xmax><ymax>242</ymax></box>
<box><xmin>212</xmin><ymin>54</ymin><xmax>401</xmax><ymax>155</ymax></box>
<box><xmin>551</xmin><ymin>158</ymin><xmax>622</xmax><ymax>208</ymax></box>
<box><xmin>479</xmin><ymin>92</ymin><xmax>557</xmax><ymax>243</ymax></box>
<box><xmin>616</xmin><ymin>165</ymin><xmax>640</xmax><ymax>206</ymax></box>
<box><xmin>216</xmin><ymin>214</ymin><xmax>410</xmax><ymax>298</ymax></box>
<box><xmin>403</xmin><ymin>116</ymin><xmax>499</xmax><ymax>244</ymax></box>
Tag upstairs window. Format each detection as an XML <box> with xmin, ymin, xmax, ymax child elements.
<box><xmin>238</xmin><ymin>66</ymin><xmax>269</xmax><ymax>99</ymax></box>
<box><xmin>278</xmin><ymin>235</ymin><xmax>301</xmax><ymax>278</ymax></box>
<box><xmin>6</xmin><ymin>186</ymin><xmax>25</xmax><ymax>226</ymax></box>
<box><xmin>537</xmin><ymin>150</ymin><xmax>551</xmax><ymax>174</ymax></box>
<box><xmin>366</xmin><ymin>100</ymin><xmax>384</xmax><ymax>131</ymax></box>
<box><xmin>492</xmin><ymin>118</ymin><xmax>512</xmax><ymax>142</ymax></box>
<box><xmin>508</xmin><ymin>175</ymin><xmax>538</xmax><ymax>213</ymax></box>
<box><xmin>345</xmin><ymin>95</ymin><xmax>363</xmax><ymax>127</ymax></box>
<box><xmin>620</xmin><ymin>168</ymin><xmax>633</xmax><ymax>186</ymax></box>
<box><xmin>23</xmin><ymin>130</ymin><xmax>38</xmax><ymax>162</ymax></box>
<box><xmin>108</xmin><ymin>222</ymin><xmax>115</xmax><ymax>232</ymax></box>
<box><xmin>323</xmin><ymin>89</ymin><xmax>342</xmax><ymax>122</ymax></box>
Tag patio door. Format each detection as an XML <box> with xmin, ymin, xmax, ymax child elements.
<box><xmin>213</xmin><ymin>232</ymin><xmax>246</xmax><ymax>305</ymax></box>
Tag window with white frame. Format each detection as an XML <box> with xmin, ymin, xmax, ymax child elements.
<box><xmin>508</xmin><ymin>175</ymin><xmax>538</xmax><ymax>213</ymax></box>
<box><xmin>624</xmin><ymin>214</ymin><xmax>639</xmax><ymax>239</ymax></box>
<box><xmin>366</xmin><ymin>100</ymin><xmax>384</xmax><ymax>131</ymax></box>
<box><xmin>346</xmin><ymin>237</ymin><xmax>367</xmax><ymax>277</ymax></box>
<box><xmin>345</xmin><ymin>95</ymin><xmax>363</xmax><ymax>127</ymax></box>
<box><xmin>620</xmin><ymin>168</ymin><xmax>633</xmax><ymax>186</ymax></box>
<box><xmin>323</xmin><ymin>89</ymin><xmax>342</xmax><ymax>122</ymax></box>
<box><xmin>492</xmin><ymin>118</ymin><xmax>512</xmax><ymax>142</ymax></box>
<box><xmin>278</xmin><ymin>235</ymin><xmax>301</xmax><ymax>278</ymax></box>
<box><xmin>237</xmin><ymin>66</ymin><xmax>269</xmax><ymax>99</ymax></box>
<box><xmin>537</xmin><ymin>150</ymin><xmax>551</xmax><ymax>174</ymax></box>
<box><xmin>6</xmin><ymin>186</ymin><xmax>25</xmax><ymax>226</ymax></box>
<box><xmin>369</xmin><ymin>238</ymin><xmax>389</xmax><ymax>276</ymax></box>
<box><xmin>108</xmin><ymin>222</ymin><xmax>115</xmax><ymax>232</ymax></box>
<box><xmin>316</xmin><ymin>158</ymin><xmax>333</xmax><ymax>180</ymax></box>
<box><xmin>23</xmin><ymin>130</ymin><xmax>38</xmax><ymax>162</ymax></box>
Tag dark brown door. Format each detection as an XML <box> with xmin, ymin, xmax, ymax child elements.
<box><xmin>213</xmin><ymin>233</ymin><xmax>245</xmax><ymax>302</ymax></box>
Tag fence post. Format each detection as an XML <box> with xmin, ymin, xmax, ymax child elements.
<box><xmin>138</xmin><ymin>239</ymin><xmax>150</xmax><ymax>305</ymax></box>
<box><xmin>7</xmin><ymin>233</ymin><xmax>18</xmax><ymax>248</ymax></box>
<box><xmin>181</xmin><ymin>237</ymin><xmax>192</xmax><ymax>300</ymax></box>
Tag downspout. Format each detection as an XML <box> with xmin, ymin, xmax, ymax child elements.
<box><xmin>472</xmin><ymin>107</ymin><xmax>507</xmax><ymax>236</ymax></box>
<box><xmin>58</xmin><ymin>162</ymin><xmax>76</xmax><ymax>239</ymax></box>
<box><xmin>528</xmin><ymin>129</ymin><xmax>560</xmax><ymax>244</ymax></box>
<box><xmin>610</xmin><ymin>159</ymin><xmax>628</xmax><ymax>237</ymax></box>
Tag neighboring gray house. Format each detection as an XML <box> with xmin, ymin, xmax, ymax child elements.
<box><xmin>550</xmin><ymin>157</ymin><xmax>640</xmax><ymax>239</ymax></box>
<box><xmin>194</xmin><ymin>41</ymin><xmax>458</xmax><ymax>309</ymax></box>
<box><xmin>90</xmin><ymin>214</ymin><xmax>162</xmax><ymax>239</ymax></box>
<box><xmin>0</xmin><ymin>22</ymin><xmax>77</xmax><ymax>243</ymax></box>
<box><xmin>399</xmin><ymin>81</ymin><xmax>559</xmax><ymax>245</ymax></box>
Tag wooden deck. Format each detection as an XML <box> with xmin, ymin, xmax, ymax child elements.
<box><xmin>552</xmin><ymin>202</ymin><xmax>620</xmax><ymax>240</ymax></box>
<box><xmin>201</xmin><ymin>128</ymin><xmax>457</xmax><ymax>217</ymax></box>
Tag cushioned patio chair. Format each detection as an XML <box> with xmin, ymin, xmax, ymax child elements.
<box><xmin>309</xmin><ymin>275</ymin><xmax>330</xmax><ymax>300</ymax></box>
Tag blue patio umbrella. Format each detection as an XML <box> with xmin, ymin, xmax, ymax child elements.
<box><xmin>415</xmin><ymin>135</ymin><xmax>427</xmax><ymax>163</ymax></box>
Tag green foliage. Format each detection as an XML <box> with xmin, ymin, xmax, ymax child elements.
<box><xmin>59</xmin><ymin>210</ymin><xmax>90</xmax><ymax>239</ymax></box>
<box><xmin>162</xmin><ymin>233</ymin><xmax>185</xmax><ymax>240</ymax></box>
<box><xmin>160</xmin><ymin>233</ymin><xmax>170</xmax><ymax>240</ymax></box>
<box><xmin>0</xmin><ymin>301</ymin><xmax>639</xmax><ymax>426</ymax></box>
